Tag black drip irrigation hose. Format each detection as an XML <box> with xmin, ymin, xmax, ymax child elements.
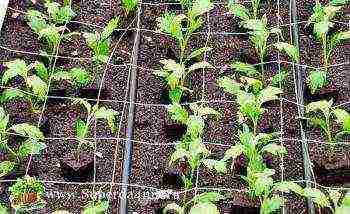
<box><xmin>119</xmin><ymin>6</ymin><xmax>142</xmax><ymax>214</ymax></box>
<box><xmin>290</xmin><ymin>0</ymin><xmax>315</xmax><ymax>214</ymax></box>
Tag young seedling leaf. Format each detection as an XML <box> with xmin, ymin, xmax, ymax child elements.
<box><xmin>1</xmin><ymin>89</ymin><xmax>26</xmax><ymax>102</ymax></box>
<box><xmin>26</xmin><ymin>10</ymin><xmax>47</xmax><ymax>33</ymax></box>
<box><xmin>328</xmin><ymin>189</ymin><xmax>342</xmax><ymax>208</ymax></box>
<box><xmin>70</xmin><ymin>68</ymin><xmax>91</xmax><ymax>87</ymax></box>
<box><xmin>304</xmin><ymin>187</ymin><xmax>331</xmax><ymax>208</ymax></box>
<box><xmin>189</xmin><ymin>192</ymin><xmax>225</xmax><ymax>204</ymax></box>
<box><xmin>188</xmin><ymin>0</ymin><xmax>214</xmax><ymax>18</ymax></box>
<box><xmin>157</xmin><ymin>12</ymin><xmax>176</xmax><ymax>35</ymax></box>
<box><xmin>189</xmin><ymin>202</ymin><xmax>219</xmax><ymax>214</ymax></box>
<box><xmin>271</xmin><ymin>69</ymin><xmax>289</xmax><ymax>87</ymax></box>
<box><xmin>307</xmin><ymin>69</ymin><xmax>328</xmax><ymax>94</ymax></box>
<box><xmin>331</xmin><ymin>0</ymin><xmax>350</xmax><ymax>6</ymax></box>
<box><xmin>217</xmin><ymin>76</ymin><xmax>241</xmax><ymax>95</ymax></box>
<box><xmin>75</xmin><ymin>119</ymin><xmax>89</xmax><ymax>140</ymax></box>
<box><xmin>26</xmin><ymin>75</ymin><xmax>48</xmax><ymax>100</ymax></box>
<box><xmin>73</xmin><ymin>98</ymin><xmax>92</xmax><ymax>114</ymax></box>
<box><xmin>261</xmin><ymin>143</ymin><xmax>287</xmax><ymax>156</ymax></box>
<box><xmin>33</xmin><ymin>62</ymin><xmax>49</xmax><ymax>81</ymax></box>
<box><xmin>0</xmin><ymin>161</ymin><xmax>15</xmax><ymax>177</ymax></box>
<box><xmin>273</xmin><ymin>181</ymin><xmax>304</xmax><ymax>196</ymax></box>
<box><xmin>94</xmin><ymin>106</ymin><xmax>118</xmax><ymax>133</ymax></box>
<box><xmin>227</xmin><ymin>2</ymin><xmax>250</xmax><ymax>21</ymax></box>
<box><xmin>100</xmin><ymin>17</ymin><xmax>120</xmax><ymax>41</ymax></box>
<box><xmin>260</xmin><ymin>196</ymin><xmax>285</xmax><ymax>214</ymax></box>
<box><xmin>2</xmin><ymin>59</ymin><xmax>29</xmax><ymax>85</ymax></box>
<box><xmin>202</xmin><ymin>159</ymin><xmax>227</xmax><ymax>173</ymax></box>
<box><xmin>11</xmin><ymin>123</ymin><xmax>44</xmax><ymax>140</ymax></box>
<box><xmin>257</xmin><ymin>86</ymin><xmax>283</xmax><ymax>105</ymax></box>
<box><xmin>306</xmin><ymin>100</ymin><xmax>332</xmax><ymax>116</ymax></box>
<box><xmin>169</xmin><ymin>87</ymin><xmax>183</xmax><ymax>104</ymax></box>
<box><xmin>168</xmin><ymin>104</ymin><xmax>188</xmax><ymax>124</ymax></box>
<box><xmin>222</xmin><ymin>144</ymin><xmax>245</xmax><ymax>161</ymax></box>
<box><xmin>169</xmin><ymin>148</ymin><xmax>190</xmax><ymax>166</ymax></box>
<box><xmin>274</xmin><ymin>42</ymin><xmax>299</xmax><ymax>62</ymax></box>
<box><xmin>230</xmin><ymin>62</ymin><xmax>258</xmax><ymax>77</ymax></box>
<box><xmin>187</xmin><ymin>115</ymin><xmax>205</xmax><ymax>139</ymax></box>
<box><xmin>38</xmin><ymin>25</ymin><xmax>61</xmax><ymax>47</ymax></box>
<box><xmin>17</xmin><ymin>139</ymin><xmax>46</xmax><ymax>159</ymax></box>
<box><xmin>82</xmin><ymin>200</ymin><xmax>109</xmax><ymax>214</ymax></box>
<box><xmin>121</xmin><ymin>0</ymin><xmax>138</xmax><ymax>15</ymax></box>
<box><xmin>187</xmin><ymin>47</ymin><xmax>213</xmax><ymax>61</ymax></box>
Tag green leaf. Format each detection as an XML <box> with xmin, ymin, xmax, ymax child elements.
<box><xmin>307</xmin><ymin>69</ymin><xmax>328</xmax><ymax>94</ymax></box>
<box><xmin>26</xmin><ymin>75</ymin><xmax>48</xmax><ymax>100</ymax></box>
<box><xmin>230</xmin><ymin>62</ymin><xmax>258</xmax><ymax>77</ymax></box>
<box><xmin>217</xmin><ymin>76</ymin><xmax>241</xmax><ymax>95</ymax></box>
<box><xmin>169</xmin><ymin>87</ymin><xmax>183</xmax><ymax>104</ymax></box>
<box><xmin>189</xmin><ymin>103</ymin><xmax>220</xmax><ymax>118</ymax></box>
<box><xmin>169</xmin><ymin>148</ymin><xmax>190</xmax><ymax>166</ymax></box>
<box><xmin>2</xmin><ymin>59</ymin><xmax>29</xmax><ymax>85</ymax></box>
<box><xmin>11</xmin><ymin>123</ymin><xmax>44</xmax><ymax>140</ymax></box>
<box><xmin>94</xmin><ymin>106</ymin><xmax>118</xmax><ymax>133</ymax></box>
<box><xmin>260</xmin><ymin>196</ymin><xmax>285</xmax><ymax>214</ymax></box>
<box><xmin>188</xmin><ymin>61</ymin><xmax>213</xmax><ymax>72</ymax></box>
<box><xmin>33</xmin><ymin>62</ymin><xmax>49</xmax><ymax>81</ymax></box>
<box><xmin>222</xmin><ymin>144</ymin><xmax>245</xmax><ymax>161</ymax></box>
<box><xmin>75</xmin><ymin>119</ymin><xmax>89</xmax><ymax>140</ymax></box>
<box><xmin>190</xmin><ymin>192</ymin><xmax>225</xmax><ymax>204</ymax></box>
<box><xmin>0</xmin><ymin>107</ymin><xmax>9</xmax><ymax>132</ymax></box>
<box><xmin>83</xmin><ymin>200</ymin><xmax>109</xmax><ymax>214</ymax></box>
<box><xmin>304</xmin><ymin>187</ymin><xmax>330</xmax><ymax>208</ymax></box>
<box><xmin>314</xmin><ymin>20</ymin><xmax>332</xmax><ymax>39</ymax></box>
<box><xmin>153</xmin><ymin>69</ymin><xmax>169</xmax><ymax>78</ymax></box>
<box><xmin>70</xmin><ymin>68</ymin><xmax>91</xmax><ymax>87</ymax></box>
<box><xmin>240</xmin><ymin>76</ymin><xmax>263</xmax><ymax>94</ymax></box>
<box><xmin>170</xmin><ymin>14</ymin><xmax>186</xmax><ymax>41</ymax></box>
<box><xmin>202</xmin><ymin>159</ymin><xmax>227</xmax><ymax>173</ymax></box>
<box><xmin>1</xmin><ymin>89</ymin><xmax>26</xmax><ymax>102</ymax></box>
<box><xmin>187</xmin><ymin>47</ymin><xmax>213</xmax><ymax>61</ymax></box>
<box><xmin>257</xmin><ymin>86</ymin><xmax>283</xmax><ymax>105</ymax></box>
<box><xmin>0</xmin><ymin>161</ymin><xmax>15</xmax><ymax>177</ymax></box>
<box><xmin>39</xmin><ymin>25</ymin><xmax>61</xmax><ymax>47</ymax></box>
<box><xmin>26</xmin><ymin>10</ymin><xmax>47</xmax><ymax>33</ymax></box>
<box><xmin>17</xmin><ymin>139</ymin><xmax>46</xmax><ymax>159</ymax></box>
<box><xmin>227</xmin><ymin>2</ymin><xmax>250</xmax><ymax>21</ymax></box>
<box><xmin>157</xmin><ymin>12</ymin><xmax>176</xmax><ymax>35</ymax></box>
<box><xmin>332</xmin><ymin>108</ymin><xmax>350</xmax><ymax>131</ymax></box>
<box><xmin>73</xmin><ymin>98</ymin><xmax>92</xmax><ymax>113</ymax></box>
<box><xmin>274</xmin><ymin>42</ymin><xmax>299</xmax><ymax>62</ymax></box>
<box><xmin>187</xmin><ymin>115</ymin><xmax>205</xmax><ymax>139</ymax></box>
<box><xmin>121</xmin><ymin>0</ymin><xmax>138</xmax><ymax>14</ymax></box>
<box><xmin>330</xmin><ymin>31</ymin><xmax>350</xmax><ymax>52</ymax></box>
<box><xmin>188</xmin><ymin>0</ymin><xmax>214</xmax><ymax>18</ymax></box>
<box><xmin>160</xmin><ymin>59</ymin><xmax>184</xmax><ymax>90</ymax></box>
<box><xmin>271</xmin><ymin>69</ymin><xmax>289</xmax><ymax>87</ymax></box>
<box><xmin>53</xmin><ymin>5</ymin><xmax>76</xmax><ymax>24</ymax></box>
<box><xmin>261</xmin><ymin>143</ymin><xmax>287</xmax><ymax>156</ymax></box>
<box><xmin>189</xmin><ymin>202</ymin><xmax>219</xmax><ymax>214</ymax></box>
<box><xmin>101</xmin><ymin>17</ymin><xmax>120</xmax><ymax>41</ymax></box>
<box><xmin>168</xmin><ymin>104</ymin><xmax>188</xmax><ymax>124</ymax></box>
<box><xmin>273</xmin><ymin>181</ymin><xmax>304</xmax><ymax>196</ymax></box>
<box><xmin>328</xmin><ymin>189</ymin><xmax>342</xmax><ymax>208</ymax></box>
<box><xmin>306</xmin><ymin>100</ymin><xmax>332</xmax><ymax>116</ymax></box>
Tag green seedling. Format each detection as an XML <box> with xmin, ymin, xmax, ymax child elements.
<box><xmin>1</xmin><ymin>59</ymin><xmax>90</xmax><ymax>113</ymax></box>
<box><xmin>276</xmin><ymin>182</ymin><xmax>350</xmax><ymax>214</ymax></box>
<box><xmin>218</xmin><ymin>76</ymin><xmax>283</xmax><ymax>135</ymax></box>
<box><xmin>26</xmin><ymin>0</ymin><xmax>76</xmax><ymax>56</ymax></box>
<box><xmin>157</xmin><ymin>0</ymin><xmax>214</xmax><ymax>62</ymax></box>
<box><xmin>9</xmin><ymin>176</ymin><xmax>45</xmax><ymax>210</ymax></box>
<box><xmin>307</xmin><ymin>69</ymin><xmax>328</xmax><ymax>94</ymax></box>
<box><xmin>227</xmin><ymin>2</ymin><xmax>299</xmax><ymax>75</ymax></box>
<box><xmin>305</xmin><ymin>99</ymin><xmax>350</xmax><ymax>144</ymax></box>
<box><xmin>168</xmin><ymin>103</ymin><xmax>220</xmax><ymax>190</ymax></box>
<box><xmin>154</xmin><ymin>54</ymin><xmax>213</xmax><ymax>103</ymax></box>
<box><xmin>82</xmin><ymin>199</ymin><xmax>109</xmax><ymax>214</ymax></box>
<box><xmin>0</xmin><ymin>107</ymin><xmax>46</xmax><ymax>178</ymax></box>
<box><xmin>306</xmin><ymin>0</ymin><xmax>350</xmax><ymax>93</ymax></box>
<box><xmin>121</xmin><ymin>0</ymin><xmax>138</xmax><ymax>15</ymax></box>
<box><xmin>72</xmin><ymin>98</ymin><xmax>118</xmax><ymax>159</ymax></box>
<box><xmin>83</xmin><ymin>17</ymin><xmax>121</xmax><ymax>63</ymax></box>
<box><xmin>163</xmin><ymin>192</ymin><xmax>225</xmax><ymax>214</ymax></box>
<box><xmin>0</xmin><ymin>202</ymin><xmax>7</xmax><ymax>214</ymax></box>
